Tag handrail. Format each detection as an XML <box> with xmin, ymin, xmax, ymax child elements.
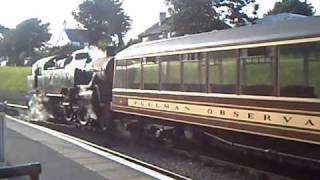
<box><xmin>0</xmin><ymin>162</ymin><xmax>42</xmax><ymax>180</ymax></box>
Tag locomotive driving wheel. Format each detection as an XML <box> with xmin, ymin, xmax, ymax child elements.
<box><xmin>62</xmin><ymin>95</ymin><xmax>74</xmax><ymax>122</ymax></box>
<box><xmin>64</xmin><ymin>104</ymin><xmax>74</xmax><ymax>122</ymax></box>
<box><xmin>77</xmin><ymin>107</ymin><xmax>91</xmax><ymax>126</ymax></box>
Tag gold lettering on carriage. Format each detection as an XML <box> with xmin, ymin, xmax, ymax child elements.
<box><xmin>128</xmin><ymin>99</ymin><xmax>320</xmax><ymax>131</ymax></box>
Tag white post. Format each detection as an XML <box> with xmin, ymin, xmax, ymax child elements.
<box><xmin>0</xmin><ymin>113</ymin><xmax>4</xmax><ymax>163</ymax></box>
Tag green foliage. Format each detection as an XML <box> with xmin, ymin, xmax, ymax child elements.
<box><xmin>0</xmin><ymin>18</ymin><xmax>51</xmax><ymax>66</ymax></box>
<box><xmin>165</xmin><ymin>0</ymin><xmax>259</xmax><ymax>36</ymax></box>
<box><xmin>267</xmin><ymin>0</ymin><xmax>315</xmax><ymax>16</ymax></box>
<box><xmin>15</xmin><ymin>18</ymin><xmax>51</xmax><ymax>50</ymax></box>
<box><xmin>96</xmin><ymin>37</ymin><xmax>113</xmax><ymax>51</ymax></box>
<box><xmin>218</xmin><ymin>0</ymin><xmax>259</xmax><ymax>26</ymax></box>
<box><xmin>165</xmin><ymin>0</ymin><xmax>224</xmax><ymax>36</ymax></box>
<box><xmin>73</xmin><ymin>0</ymin><xmax>131</xmax><ymax>49</ymax></box>
<box><xmin>0</xmin><ymin>25</ymin><xmax>9</xmax><ymax>34</ymax></box>
<box><xmin>0</xmin><ymin>67</ymin><xmax>31</xmax><ymax>92</ymax></box>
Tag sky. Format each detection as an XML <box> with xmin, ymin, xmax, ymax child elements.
<box><xmin>0</xmin><ymin>0</ymin><xmax>319</xmax><ymax>46</ymax></box>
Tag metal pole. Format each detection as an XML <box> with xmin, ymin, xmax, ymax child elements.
<box><xmin>0</xmin><ymin>113</ymin><xmax>4</xmax><ymax>163</ymax></box>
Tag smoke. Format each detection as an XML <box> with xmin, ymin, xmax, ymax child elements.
<box><xmin>27</xmin><ymin>93</ymin><xmax>51</xmax><ymax>122</ymax></box>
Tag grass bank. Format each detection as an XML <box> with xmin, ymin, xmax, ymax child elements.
<box><xmin>0</xmin><ymin>66</ymin><xmax>31</xmax><ymax>93</ymax></box>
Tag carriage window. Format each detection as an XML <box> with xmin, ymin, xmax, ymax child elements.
<box><xmin>114</xmin><ymin>60</ymin><xmax>127</xmax><ymax>88</ymax></box>
<box><xmin>127</xmin><ymin>59</ymin><xmax>141</xmax><ymax>89</ymax></box>
<box><xmin>182</xmin><ymin>53</ymin><xmax>206</xmax><ymax>92</ymax></box>
<box><xmin>161</xmin><ymin>55</ymin><xmax>181</xmax><ymax>91</ymax></box>
<box><xmin>240</xmin><ymin>47</ymin><xmax>274</xmax><ymax>96</ymax></box>
<box><xmin>280</xmin><ymin>42</ymin><xmax>320</xmax><ymax>98</ymax></box>
<box><xmin>208</xmin><ymin>50</ymin><xmax>237</xmax><ymax>94</ymax></box>
<box><xmin>143</xmin><ymin>57</ymin><xmax>159</xmax><ymax>90</ymax></box>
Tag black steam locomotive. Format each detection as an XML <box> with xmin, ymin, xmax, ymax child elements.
<box><xmin>27</xmin><ymin>47</ymin><xmax>114</xmax><ymax>129</ymax></box>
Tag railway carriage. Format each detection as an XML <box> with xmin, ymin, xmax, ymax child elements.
<box><xmin>112</xmin><ymin>16</ymin><xmax>320</xmax><ymax>161</ymax></box>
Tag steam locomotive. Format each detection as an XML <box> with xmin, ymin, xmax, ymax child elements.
<box><xmin>28</xmin><ymin>16</ymin><xmax>320</xmax><ymax>166</ymax></box>
<box><xmin>27</xmin><ymin>47</ymin><xmax>114</xmax><ymax>129</ymax></box>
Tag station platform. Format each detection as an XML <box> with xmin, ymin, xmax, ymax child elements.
<box><xmin>2</xmin><ymin>116</ymin><xmax>166</xmax><ymax>180</ymax></box>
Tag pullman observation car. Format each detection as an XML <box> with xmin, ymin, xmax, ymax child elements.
<box><xmin>112</xmin><ymin>16</ymin><xmax>320</xmax><ymax>161</ymax></box>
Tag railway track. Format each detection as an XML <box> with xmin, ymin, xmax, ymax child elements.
<box><xmin>2</xmin><ymin>101</ymin><xmax>319</xmax><ymax>180</ymax></box>
<box><xmin>3</xmin><ymin>111</ymin><xmax>191</xmax><ymax>180</ymax></box>
<box><xmin>169</xmin><ymin>148</ymin><xmax>292</xmax><ymax>180</ymax></box>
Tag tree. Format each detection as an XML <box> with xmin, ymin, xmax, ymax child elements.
<box><xmin>0</xmin><ymin>25</ymin><xmax>9</xmax><ymax>34</ymax></box>
<box><xmin>73</xmin><ymin>0</ymin><xmax>131</xmax><ymax>49</ymax></box>
<box><xmin>0</xmin><ymin>29</ymin><xmax>21</xmax><ymax>65</ymax></box>
<box><xmin>0</xmin><ymin>40</ymin><xmax>6</xmax><ymax>57</ymax></box>
<box><xmin>166</xmin><ymin>0</ymin><xmax>224</xmax><ymax>36</ymax></box>
<box><xmin>218</xmin><ymin>0</ymin><xmax>259</xmax><ymax>26</ymax></box>
<box><xmin>0</xmin><ymin>25</ymin><xmax>9</xmax><ymax>56</ymax></box>
<box><xmin>1</xmin><ymin>18</ymin><xmax>51</xmax><ymax>65</ymax></box>
<box><xmin>15</xmin><ymin>18</ymin><xmax>51</xmax><ymax>57</ymax></box>
<box><xmin>267</xmin><ymin>0</ymin><xmax>315</xmax><ymax>16</ymax></box>
<box><xmin>165</xmin><ymin>0</ymin><xmax>259</xmax><ymax>36</ymax></box>
<box><xmin>0</xmin><ymin>24</ymin><xmax>9</xmax><ymax>57</ymax></box>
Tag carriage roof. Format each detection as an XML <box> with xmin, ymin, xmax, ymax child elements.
<box><xmin>116</xmin><ymin>16</ymin><xmax>320</xmax><ymax>60</ymax></box>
